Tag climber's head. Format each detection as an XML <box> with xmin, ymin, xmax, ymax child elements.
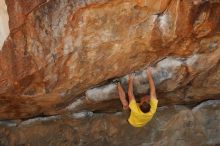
<box><xmin>140</xmin><ymin>95</ymin><xmax>151</xmax><ymax>113</ymax></box>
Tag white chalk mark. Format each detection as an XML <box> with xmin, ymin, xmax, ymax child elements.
<box><xmin>186</xmin><ymin>54</ymin><xmax>199</xmax><ymax>66</ymax></box>
<box><xmin>71</xmin><ymin>111</ymin><xmax>93</xmax><ymax>119</ymax></box>
<box><xmin>86</xmin><ymin>83</ymin><xmax>118</xmax><ymax>102</ymax></box>
<box><xmin>66</xmin><ymin>98</ymin><xmax>83</xmax><ymax>110</ymax></box>
<box><xmin>20</xmin><ymin>116</ymin><xmax>60</xmax><ymax>126</ymax></box>
<box><xmin>158</xmin><ymin>14</ymin><xmax>169</xmax><ymax>35</ymax></box>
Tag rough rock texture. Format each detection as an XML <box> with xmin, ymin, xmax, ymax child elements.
<box><xmin>0</xmin><ymin>0</ymin><xmax>220</xmax><ymax>119</ymax></box>
<box><xmin>0</xmin><ymin>0</ymin><xmax>9</xmax><ymax>50</ymax></box>
<box><xmin>0</xmin><ymin>100</ymin><xmax>219</xmax><ymax>146</ymax></box>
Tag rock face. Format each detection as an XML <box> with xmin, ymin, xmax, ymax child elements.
<box><xmin>0</xmin><ymin>100</ymin><xmax>219</xmax><ymax>146</ymax></box>
<box><xmin>0</xmin><ymin>0</ymin><xmax>9</xmax><ymax>50</ymax></box>
<box><xmin>0</xmin><ymin>0</ymin><xmax>220</xmax><ymax>119</ymax></box>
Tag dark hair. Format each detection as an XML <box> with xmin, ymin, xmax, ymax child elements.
<box><xmin>140</xmin><ymin>102</ymin><xmax>151</xmax><ymax>113</ymax></box>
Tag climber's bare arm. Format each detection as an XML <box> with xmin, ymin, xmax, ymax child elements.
<box><xmin>147</xmin><ymin>68</ymin><xmax>157</xmax><ymax>99</ymax></box>
<box><xmin>128</xmin><ymin>74</ymin><xmax>135</xmax><ymax>102</ymax></box>
<box><xmin>117</xmin><ymin>82</ymin><xmax>129</xmax><ymax>110</ymax></box>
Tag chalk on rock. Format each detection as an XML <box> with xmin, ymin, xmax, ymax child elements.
<box><xmin>86</xmin><ymin>83</ymin><xmax>118</xmax><ymax>102</ymax></box>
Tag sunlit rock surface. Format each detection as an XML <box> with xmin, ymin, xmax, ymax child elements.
<box><xmin>0</xmin><ymin>0</ymin><xmax>220</xmax><ymax>119</ymax></box>
<box><xmin>0</xmin><ymin>0</ymin><xmax>9</xmax><ymax>50</ymax></box>
<box><xmin>0</xmin><ymin>100</ymin><xmax>219</xmax><ymax>146</ymax></box>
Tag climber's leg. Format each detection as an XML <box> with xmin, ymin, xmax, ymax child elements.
<box><xmin>117</xmin><ymin>83</ymin><xmax>129</xmax><ymax>110</ymax></box>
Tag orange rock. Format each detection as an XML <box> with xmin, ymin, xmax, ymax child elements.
<box><xmin>0</xmin><ymin>0</ymin><xmax>220</xmax><ymax>119</ymax></box>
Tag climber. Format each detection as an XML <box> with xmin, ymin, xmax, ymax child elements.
<box><xmin>116</xmin><ymin>68</ymin><xmax>158</xmax><ymax>127</ymax></box>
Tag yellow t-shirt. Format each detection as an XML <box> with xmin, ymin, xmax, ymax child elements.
<box><xmin>128</xmin><ymin>98</ymin><xmax>158</xmax><ymax>127</ymax></box>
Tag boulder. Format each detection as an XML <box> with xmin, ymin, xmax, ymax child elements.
<box><xmin>0</xmin><ymin>0</ymin><xmax>220</xmax><ymax>119</ymax></box>
<box><xmin>0</xmin><ymin>100</ymin><xmax>219</xmax><ymax>146</ymax></box>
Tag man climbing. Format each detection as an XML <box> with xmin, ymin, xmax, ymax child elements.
<box><xmin>116</xmin><ymin>68</ymin><xmax>158</xmax><ymax>127</ymax></box>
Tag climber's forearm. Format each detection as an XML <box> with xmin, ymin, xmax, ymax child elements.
<box><xmin>117</xmin><ymin>83</ymin><xmax>129</xmax><ymax>109</ymax></box>
<box><xmin>128</xmin><ymin>75</ymin><xmax>135</xmax><ymax>102</ymax></box>
<box><xmin>147</xmin><ymin>69</ymin><xmax>157</xmax><ymax>99</ymax></box>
